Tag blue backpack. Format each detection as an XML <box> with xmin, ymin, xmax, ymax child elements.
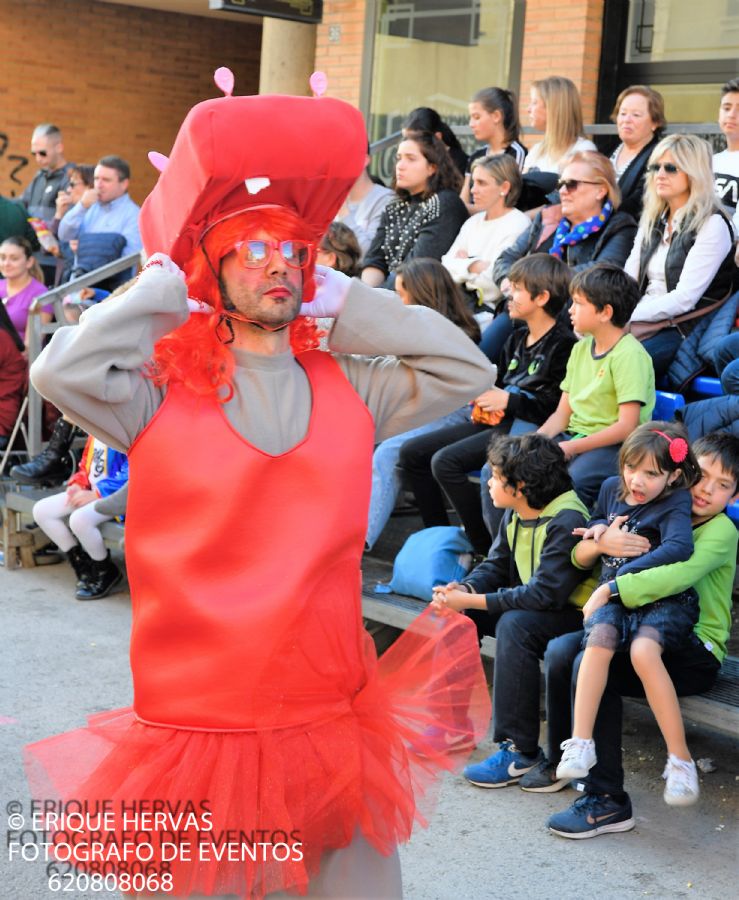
<box><xmin>375</xmin><ymin>526</ymin><xmax>474</xmax><ymax>602</ymax></box>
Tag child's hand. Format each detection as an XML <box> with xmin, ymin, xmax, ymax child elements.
<box><xmin>431</xmin><ymin>587</ymin><xmax>473</xmax><ymax>613</ymax></box>
<box><xmin>474</xmin><ymin>388</ymin><xmax>509</xmax><ymax>412</ymax></box>
<box><xmin>559</xmin><ymin>440</ymin><xmax>579</xmax><ymax>460</ymax></box>
<box><xmin>583</xmin><ymin>584</ymin><xmax>611</xmax><ymax>621</ymax></box>
<box><xmin>596</xmin><ymin>515</ymin><xmax>650</xmax><ymax>557</ymax></box>
<box><xmin>67</xmin><ymin>489</ymin><xmax>98</xmax><ymax>509</ymax></box>
<box><xmin>575</xmin><ymin>523</ymin><xmax>609</xmax><ymax>542</ymax></box>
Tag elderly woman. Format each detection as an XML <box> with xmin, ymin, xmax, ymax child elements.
<box><xmin>609</xmin><ymin>85</ymin><xmax>666</xmax><ymax>219</ymax></box>
<box><xmin>625</xmin><ymin>133</ymin><xmax>736</xmax><ymax>377</ymax></box>
<box><xmin>484</xmin><ymin>151</ymin><xmax>638</xmax><ymax>363</ymax></box>
<box><xmin>361</xmin><ymin>130</ymin><xmax>468</xmax><ymax>290</ymax></box>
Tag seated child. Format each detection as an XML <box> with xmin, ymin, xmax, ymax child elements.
<box><xmin>430</xmin><ymin>432</ymin><xmax>596</xmax><ymax>777</ymax></box>
<box><xmin>545</xmin><ymin>430</ymin><xmax>739</xmax><ymax>835</ymax></box>
<box><xmin>397</xmin><ymin>254</ymin><xmax>577</xmax><ymax>555</ymax></box>
<box><xmin>538</xmin><ymin>263</ymin><xmax>655</xmax><ymax>507</ymax></box>
<box><xmin>556</xmin><ymin>422</ymin><xmax>703</xmax><ymax>806</ymax></box>
<box><xmin>32</xmin><ymin>434</ymin><xmax>128</xmax><ymax>600</ymax></box>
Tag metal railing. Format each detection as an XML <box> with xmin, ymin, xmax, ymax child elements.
<box><xmin>370</xmin><ymin>121</ymin><xmax>725</xmax><ymax>183</ymax></box>
<box><xmin>24</xmin><ymin>253</ymin><xmax>140</xmax><ymax>457</ymax></box>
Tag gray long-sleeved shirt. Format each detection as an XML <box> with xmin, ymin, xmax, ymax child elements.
<box><xmin>31</xmin><ymin>268</ymin><xmax>495</xmax><ymax>455</ymax></box>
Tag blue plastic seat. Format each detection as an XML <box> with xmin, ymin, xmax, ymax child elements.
<box><xmin>691</xmin><ymin>377</ymin><xmax>723</xmax><ymax>398</ymax></box>
<box><xmin>653</xmin><ymin>390</ymin><xmax>686</xmax><ymax>422</ymax></box>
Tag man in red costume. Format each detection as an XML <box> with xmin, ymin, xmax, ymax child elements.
<box><xmin>26</xmin><ymin>74</ymin><xmax>493</xmax><ymax>898</ymax></box>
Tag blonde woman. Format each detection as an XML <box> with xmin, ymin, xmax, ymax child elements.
<box><xmin>485</xmin><ymin>151</ymin><xmax>637</xmax><ymax>363</ymax></box>
<box><xmin>523</xmin><ymin>76</ymin><xmax>596</xmax><ymax>174</ymax></box>
<box><xmin>625</xmin><ymin>134</ymin><xmax>736</xmax><ymax>376</ymax></box>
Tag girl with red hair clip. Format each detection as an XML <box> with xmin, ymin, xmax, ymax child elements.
<box><xmin>557</xmin><ymin>421</ymin><xmax>704</xmax><ymax>809</ymax></box>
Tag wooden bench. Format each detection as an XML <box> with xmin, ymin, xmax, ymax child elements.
<box><xmin>0</xmin><ymin>486</ymin><xmax>124</xmax><ymax>568</ymax></box>
<box><xmin>361</xmin><ymin>556</ymin><xmax>739</xmax><ymax>738</ymax></box>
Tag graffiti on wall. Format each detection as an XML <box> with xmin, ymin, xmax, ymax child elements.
<box><xmin>0</xmin><ymin>133</ymin><xmax>30</xmax><ymax>197</ymax></box>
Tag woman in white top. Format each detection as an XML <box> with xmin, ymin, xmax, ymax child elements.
<box><xmin>523</xmin><ymin>76</ymin><xmax>595</xmax><ymax>174</ymax></box>
<box><xmin>461</xmin><ymin>87</ymin><xmax>528</xmax><ymax>209</ymax></box>
<box><xmin>443</xmin><ymin>155</ymin><xmax>530</xmax><ymax>317</ymax></box>
<box><xmin>625</xmin><ymin>134</ymin><xmax>736</xmax><ymax>378</ymax></box>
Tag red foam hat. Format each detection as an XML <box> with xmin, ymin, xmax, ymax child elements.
<box><xmin>140</xmin><ymin>69</ymin><xmax>367</xmax><ymax>267</ymax></box>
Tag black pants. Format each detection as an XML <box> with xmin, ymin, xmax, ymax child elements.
<box><xmin>543</xmin><ymin>630</ymin><xmax>720</xmax><ymax>794</ymax></box>
<box><xmin>397</xmin><ymin>420</ymin><xmax>508</xmax><ymax>555</ymax></box>
<box><xmin>466</xmin><ymin>607</ymin><xmax>584</xmax><ymax>757</ymax></box>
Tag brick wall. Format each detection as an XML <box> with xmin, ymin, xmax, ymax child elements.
<box><xmin>518</xmin><ymin>0</ymin><xmax>605</xmax><ymax>129</ymax></box>
<box><xmin>315</xmin><ymin>0</ymin><xmax>367</xmax><ymax>108</ymax></box>
<box><xmin>0</xmin><ymin>0</ymin><xmax>261</xmax><ymax>204</ymax></box>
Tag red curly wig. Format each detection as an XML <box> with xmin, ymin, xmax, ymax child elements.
<box><xmin>148</xmin><ymin>207</ymin><xmax>321</xmax><ymax>401</ymax></box>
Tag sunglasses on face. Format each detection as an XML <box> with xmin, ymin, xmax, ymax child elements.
<box><xmin>234</xmin><ymin>239</ymin><xmax>314</xmax><ymax>270</ymax></box>
<box><xmin>32</xmin><ymin>149</ymin><xmax>48</xmax><ymax>158</ymax></box>
<box><xmin>556</xmin><ymin>178</ymin><xmax>602</xmax><ymax>193</ymax></box>
<box><xmin>647</xmin><ymin>162</ymin><xmax>680</xmax><ymax>175</ymax></box>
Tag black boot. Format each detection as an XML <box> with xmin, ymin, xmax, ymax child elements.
<box><xmin>11</xmin><ymin>419</ymin><xmax>76</xmax><ymax>486</ymax></box>
<box><xmin>67</xmin><ymin>544</ymin><xmax>94</xmax><ymax>590</ymax></box>
<box><xmin>75</xmin><ymin>551</ymin><xmax>122</xmax><ymax>601</ymax></box>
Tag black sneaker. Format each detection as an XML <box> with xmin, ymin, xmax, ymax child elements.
<box><xmin>548</xmin><ymin>792</ymin><xmax>635</xmax><ymax>839</ymax></box>
<box><xmin>519</xmin><ymin>758</ymin><xmax>570</xmax><ymax>793</ymax></box>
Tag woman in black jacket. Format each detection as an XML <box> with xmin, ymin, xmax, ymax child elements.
<box><xmin>483</xmin><ymin>151</ymin><xmax>637</xmax><ymax>363</ymax></box>
<box><xmin>608</xmin><ymin>85</ymin><xmax>666</xmax><ymax>220</ymax></box>
<box><xmin>361</xmin><ymin>131</ymin><xmax>468</xmax><ymax>291</ymax></box>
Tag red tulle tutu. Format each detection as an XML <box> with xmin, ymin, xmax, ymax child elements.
<box><xmin>25</xmin><ymin>608</ymin><xmax>490</xmax><ymax>897</ymax></box>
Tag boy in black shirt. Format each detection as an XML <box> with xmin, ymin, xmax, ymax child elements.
<box><xmin>398</xmin><ymin>253</ymin><xmax>577</xmax><ymax>554</ymax></box>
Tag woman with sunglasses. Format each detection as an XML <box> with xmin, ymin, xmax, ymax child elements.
<box><xmin>624</xmin><ymin>134</ymin><xmax>736</xmax><ymax>378</ymax></box>
<box><xmin>51</xmin><ymin>164</ymin><xmax>95</xmax><ymax>236</ymax></box>
<box><xmin>481</xmin><ymin>151</ymin><xmax>637</xmax><ymax>364</ymax></box>
<box><xmin>361</xmin><ymin>131</ymin><xmax>468</xmax><ymax>291</ymax></box>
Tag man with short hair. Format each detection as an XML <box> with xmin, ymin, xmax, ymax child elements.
<box><xmin>21</xmin><ymin>124</ymin><xmax>74</xmax><ymax>226</ymax></box>
<box><xmin>58</xmin><ymin>155</ymin><xmax>142</xmax><ymax>257</ymax></box>
<box><xmin>713</xmin><ymin>77</ymin><xmax>739</xmax><ymax>238</ymax></box>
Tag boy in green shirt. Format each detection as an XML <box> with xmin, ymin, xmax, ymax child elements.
<box><xmin>543</xmin><ymin>432</ymin><xmax>739</xmax><ymax>836</ymax></box>
<box><xmin>539</xmin><ymin>263</ymin><xmax>655</xmax><ymax>507</ymax></box>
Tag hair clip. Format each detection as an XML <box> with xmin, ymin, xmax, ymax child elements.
<box><xmin>652</xmin><ymin>429</ymin><xmax>688</xmax><ymax>463</ymax></box>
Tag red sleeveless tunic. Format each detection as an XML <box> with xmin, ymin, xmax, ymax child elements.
<box><xmin>25</xmin><ymin>351</ymin><xmax>490</xmax><ymax>898</ymax></box>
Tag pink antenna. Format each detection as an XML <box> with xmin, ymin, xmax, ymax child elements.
<box><xmin>148</xmin><ymin>151</ymin><xmax>169</xmax><ymax>173</ymax></box>
<box><xmin>309</xmin><ymin>71</ymin><xmax>328</xmax><ymax>98</ymax></box>
<box><xmin>214</xmin><ymin>67</ymin><xmax>235</xmax><ymax>97</ymax></box>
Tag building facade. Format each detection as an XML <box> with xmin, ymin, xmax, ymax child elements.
<box><xmin>1</xmin><ymin>0</ymin><xmax>736</xmax><ymax>204</ymax></box>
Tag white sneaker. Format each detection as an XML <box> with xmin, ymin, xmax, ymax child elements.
<box><xmin>662</xmin><ymin>755</ymin><xmax>699</xmax><ymax>807</ymax></box>
<box><xmin>556</xmin><ymin>737</ymin><xmax>597</xmax><ymax>779</ymax></box>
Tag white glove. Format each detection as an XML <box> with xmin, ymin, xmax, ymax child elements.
<box><xmin>140</xmin><ymin>252</ymin><xmax>186</xmax><ymax>281</ymax></box>
<box><xmin>186</xmin><ymin>299</ymin><xmax>213</xmax><ymax>315</ymax></box>
<box><xmin>301</xmin><ymin>265</ymin><xmax>351</xmax><ymax>318</ymax></box>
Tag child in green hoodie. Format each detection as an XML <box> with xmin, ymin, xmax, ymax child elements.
<box><xmin>431</xmin><ymin>432</ymin><xmax>597</xmax><ymax>785</ymax></box>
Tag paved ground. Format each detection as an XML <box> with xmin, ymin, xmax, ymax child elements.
<box><xmin>1</xmin><ymin>560</ymin><xmax>736</xmax><ymax>900</ymax></box>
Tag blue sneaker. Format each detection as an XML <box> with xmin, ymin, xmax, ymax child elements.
<box><xmin>463</xmin><ymin>740</ymin><xmax>542</xmax><ymax>788</ymax></box>
<box><xmin>548</xmin><ymin>793</ymin><xmax>635</xmax><ymax>839</ymax></box>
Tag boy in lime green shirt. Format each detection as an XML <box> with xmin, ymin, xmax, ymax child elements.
<box><xmin>539</xmin><ymin>263</ymin><xmax>655</xmax><ymax>507</ymax></box>
<box><xmin>544</xmin><ymin>432</ymin><xmax>738</xmax><ymax>837</ymax></box>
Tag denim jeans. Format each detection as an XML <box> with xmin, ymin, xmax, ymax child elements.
<box><xmin>479</xmin><ymin>309</ymin><xmax>514</xmax><ymax>366</ymax></box>
<box><xmin>365</xmin><ymin>407</ymin><xmax>464</xmax><ymax>550</ymax></box>
<box><xmin>713</xmin><ymin>330</ymin><xmax>739</xmax><ymax>394</ymax></box>
<box><xmin>543</xmin><ymin>630</ymin><xmax>720</xmax><ymax>793</ymax></box>
<box><xmin>466</xmin><ymin>607</ymin><xmax>584</xmax><ymax>757</ymax></box>
<box><xmin>641</xmin><ymin>327</ymin><xmax>683</xmax><ymax>379</ymax></box>
<box><xmin>397</xmin><ymin>413</ymin><xmax>507</xmax><ymax>555</ymax></box>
